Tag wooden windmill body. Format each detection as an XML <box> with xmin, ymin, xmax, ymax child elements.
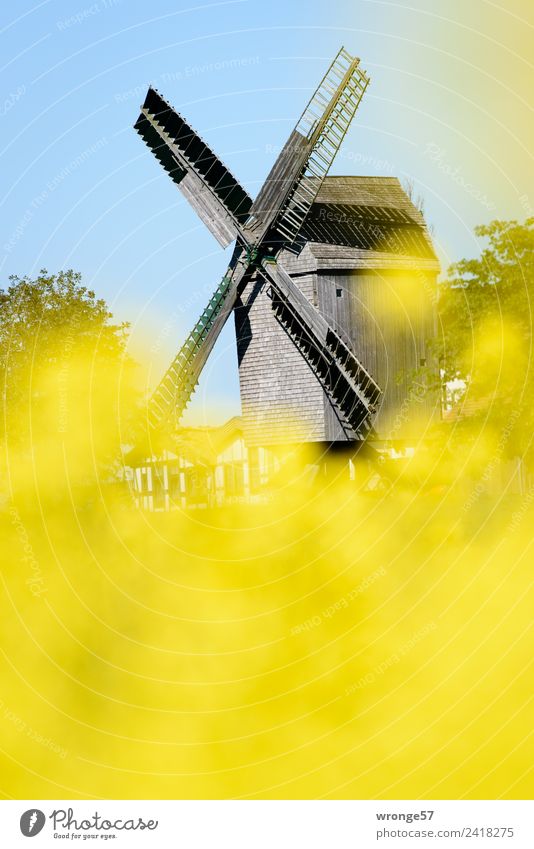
<box><xmin>134</xmin><ymin>48</ymin><xmax>439</xmax><ymax>456</ymax></box>
<box><xmin>235</xmin><ymin>176</ymin><xmax>439</xmax><ymax>447</ymax></box>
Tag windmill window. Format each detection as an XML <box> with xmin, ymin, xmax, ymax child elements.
<box><xmin>336</xmin><ymin>288</ymin><xmax>343</xmax><ymax>298</ymax></box>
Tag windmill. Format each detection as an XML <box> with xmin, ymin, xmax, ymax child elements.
<box><xmin>134</xmin><ymin>47</ymin><xmax>384</xmax><ymax>445</ymax></box>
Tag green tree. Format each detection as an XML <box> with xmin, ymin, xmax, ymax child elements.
<box><xmin>433</xmin><ymin>217</ymin><xmax>534</xmax><ymax>463</ymax></box>
<box><xmin>0</xmin><ymin>269</ymin><xmax>140</xmax><ymax>491</ymax></box>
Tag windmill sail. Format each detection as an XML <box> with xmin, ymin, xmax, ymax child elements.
<box><xmin>261</xmin><ymin>259</ymin><xmax>381</xmax><ymax>437</ymax></box>
<box><xmin>148</xmin><ymin>251</ymin><xmax>248</xmax><ymax>430</ymax></box>
<box><xmin>135</xmin><ymin>47</ymin><xmax>381</xmax><ymax>437</ymax></box>
<box><xmin>135</xmin><ymin>88</ymin><xmax>253</xmax><ymax>247</ymax></box>
<box><xmin>245</xmin><ymin>47</ymin><xmax>370</xmax><ymax>249</ymax></box>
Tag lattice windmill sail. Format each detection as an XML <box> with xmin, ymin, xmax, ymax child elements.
<box><xmin>246</xmin><ymin>47</ymin><xmax>370</xmax><ymax>248</ymax></box>
<box><xmin>134</xmin><ymin>47</ymin><xmax>382</xmax><ymax>437</ymax></box>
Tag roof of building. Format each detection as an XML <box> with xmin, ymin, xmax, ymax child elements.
<box><xmin>315</xmin><ymin>176</ymin><xmax>427</xmax><ymax>225</ymax></box>
<box><xmin>441</xmin><ymin>396</ymin><xmax>502</xmax><ymax>423</ymax></box>
<box><xmin>169</xmin><ymin>415</ymin><xmax>244</xmax><ymax>465</ymax></box>
<box><xmin>296</xmin><ymin>176</ymin><xmax>438</xmax><ymax>267</ymax></box>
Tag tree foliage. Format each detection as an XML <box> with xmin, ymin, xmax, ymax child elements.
<box><xmin>0</xmin><ymin>270</ymin><xmax>140</xmax><ymax>488</ymax></box>
<box><xmin>434</xmin><ymin>217</ymin><xmax>534</xmax><ymax>462</ymax></box>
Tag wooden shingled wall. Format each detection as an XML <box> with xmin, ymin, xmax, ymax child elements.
<box><xmin>234</xmin><ymin>270</ymin><xmax>327</xmax><ymax>446</ymax></box>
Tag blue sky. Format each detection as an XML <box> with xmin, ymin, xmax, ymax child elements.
<box><xmin>1</xmin><ymin>0</ymin><xmax>532</xmax><ymax>422</ymax></box>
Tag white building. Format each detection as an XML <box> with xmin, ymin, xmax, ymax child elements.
<box><xmin>131</xmin><ymin>417</ymin><xmax>281</xmax><ymax>510</ymax></box>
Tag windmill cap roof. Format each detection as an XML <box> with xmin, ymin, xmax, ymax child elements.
<box><xmin>315</xmin><ymin>176</ymin><xmax>426</xmax><ymax>225</ymax></box>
